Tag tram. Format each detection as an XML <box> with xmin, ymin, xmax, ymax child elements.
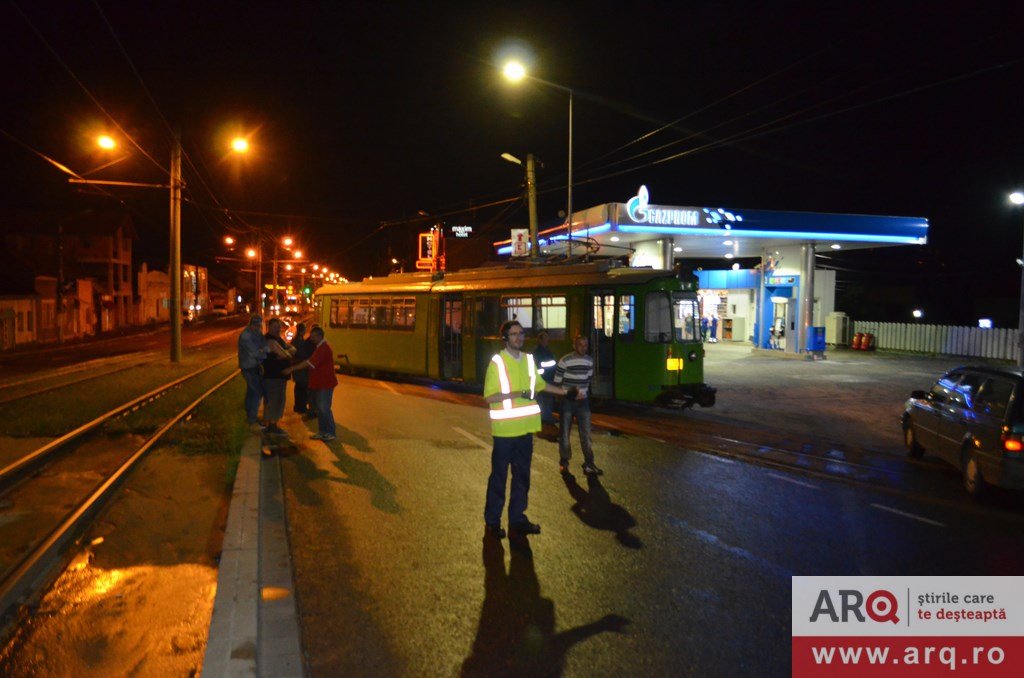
<box><xmin>312</xmin><ymin>261</ymin><xmax>715</xmax><ymax>407</ymax></box>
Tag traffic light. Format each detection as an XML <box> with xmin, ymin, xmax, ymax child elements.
<box><xmin>303</xmin><ymin>286</ymin><xmax>312</xmax><ymax>295</ymax></box>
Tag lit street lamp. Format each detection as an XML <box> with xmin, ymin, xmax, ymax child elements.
<box><xmin>502</xmin><ymin>59</ymin><xmax>574</xmax><ymax>245</ymax></box>
<box><xmin>1011</xmin><ymin>191</ymin><xmax>1024</xmax><ymax>366</ymax></box>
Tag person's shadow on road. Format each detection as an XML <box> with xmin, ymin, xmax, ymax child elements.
<box><xmin>461</xmin><ymin>535</ymin><xmax>630</xmax><ymax>677</ymax></box>
<box><xmin>562</xmin><ymin>473</ymin><xmax>642</xmax><ymax>549</ymax></box>
<box><xmin>326</xmin><ymin>443</ymin><xmax>401</xmax><ymax>514</ymax></box>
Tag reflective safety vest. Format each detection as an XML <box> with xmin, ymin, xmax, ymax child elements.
<box><xmin>485</xmin><ymin>350</ymin><xmax>544</xmax><ymax>437</ymax></box>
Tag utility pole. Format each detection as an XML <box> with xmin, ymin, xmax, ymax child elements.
<box><xmin>255</xmin><ymin>246</ymin><xmax>263</xmax><ymax>314</ymax></box>
<box><xmin>272</xmin><ymin>239</ymin><xmax>279</xmax><ymax>314</ymax></box>
<box><xmin>169</xmin><ymin>131</ymin><xmax>182</xmax><ymax>363</ymax></box>
<box><xmin>56</xmin><ymin>221</ymin><xmax>65</xmax><ymax>344</ymax></box>
<box><xmin>526</xmin><ymin>153</ymin><xmax>539</xmax><ymax>260</ymax></box>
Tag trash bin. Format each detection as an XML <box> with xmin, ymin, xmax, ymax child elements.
<box><xmin>805</xmin><ymin>326</ymin><xmax>826</xmax><ymax>352</ymax></box>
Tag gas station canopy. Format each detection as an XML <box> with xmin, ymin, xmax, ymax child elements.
<box><xmin>496</xmin><ymin>185</ymin><xmax>929</xmax><ymax>258</ymax></box>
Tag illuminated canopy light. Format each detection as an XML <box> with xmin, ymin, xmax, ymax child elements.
<box><xmin>97</xmin><ymin>135</ymin><xmax>116</xmax><ymax>150</ymax></box>
<box><xmin>1010</xmin><ymin>192</ymin><xmax>1024</xmax><ymax>205</ymax></box>
<box><xmin>724</xmin><ymin>253</ymin><xmax>735</xmax><ymax>259</ymax></box>
<box><xmin>503</xmin><ymin>61</ymin><xmax>526</xmax><ymax>82</ymax></box>
<box><xmin>610</xmin><ymin>236</ymin><xmax>620</xmax><ymax>242</ymax></box>
<box><xmin>673</xmin><ymin>246</ymin><xmax>682</xmax><ymax>252</ymax></box>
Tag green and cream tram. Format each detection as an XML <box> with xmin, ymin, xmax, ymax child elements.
<box><xmin>313</xmin><ymin>261</ymin><xmax>715</xmax><ymax>407</ymax></box>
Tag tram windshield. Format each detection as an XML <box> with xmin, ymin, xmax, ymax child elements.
<box><xmin>671</xmin><ymin>293</ymin><xmax>700</xmax><ymax>342</ymax></box>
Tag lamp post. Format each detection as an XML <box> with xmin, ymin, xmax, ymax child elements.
<box><xmin>501</xmin><ymin>152</ymin><xmax>540</xmax><ymax>258</ymax></box>
<box><xmin>502</xmin><ymin>61</ymin><xmax>574</xmax><ymax>247</ymax></box>
<box><xmin>1011</xmin><ymin>191</ymin><xmax>1024</xmax><ymax>366</ymax></box>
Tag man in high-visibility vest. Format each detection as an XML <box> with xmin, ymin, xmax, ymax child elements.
<box><xmin>484</xmin><ymin>320</ymin><xmax>574</xmax><ymax>539</ymax></box>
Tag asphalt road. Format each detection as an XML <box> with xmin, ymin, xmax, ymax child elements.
<box><xmin>275</xmin><ymin>369</ymin><xmax>1024</xmax><ymax>677</ymax></box>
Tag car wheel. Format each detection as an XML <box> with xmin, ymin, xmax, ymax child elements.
<box><xmin>903</xmin><ymin>420</ymin><xmax>924</xmax><ymax>458</ymax></box>
<box><xmin>962</xmin><ymin>447</ymin><xmax>987</xmax><ymax>500</ymax></box>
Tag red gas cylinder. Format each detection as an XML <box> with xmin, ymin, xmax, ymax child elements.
<box><xmin>851</xmin><ymin>332</ymin><xmax>863</xmax><ymax>350</ymax></box>
<box><xmin>863</xmin><ymin>333</ymin><xmax>875</xmax><ymax>351</ymax></box>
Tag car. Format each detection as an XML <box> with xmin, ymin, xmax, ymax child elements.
<box><xmin>212</xmin><ymin>304</ymin><xmax>228</xmax><ymax>317</ymax></box>
<box><xmin>902</xmin><ymin>365</ymin><xmax>1024</xmax><ymax>498</ymax></box>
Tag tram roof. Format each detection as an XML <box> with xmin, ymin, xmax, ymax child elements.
<box><xmin>315</xmin><ymin>261</ymin><xmax>682</xmax><ymax>296</ymax></box>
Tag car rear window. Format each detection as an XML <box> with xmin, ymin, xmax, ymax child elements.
<box><xmin>974</xmin><ymin>378</ymin><xmax>1016</xmax><ymax>420</ymax></box>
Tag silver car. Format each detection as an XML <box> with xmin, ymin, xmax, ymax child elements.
<box><xmin>902</xmin><ymin>366</ymin><xmax>1024</xmax><ymax>498</ymax></box>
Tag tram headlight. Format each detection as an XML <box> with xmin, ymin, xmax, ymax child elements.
<box><xmin>688</xmin><ymin>350</ymin><xmax>698</xmax><ymax>362</ymax></box>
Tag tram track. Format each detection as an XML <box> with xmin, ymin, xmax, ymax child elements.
<box><xmin>0</xmin><ymin>356</ymin><xmax>240</xmax><ymax>632</ymax></box>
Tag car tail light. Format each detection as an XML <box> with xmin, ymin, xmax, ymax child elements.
<box><xmin>1002</xmin><ymin>433</ymin><xmax>1022</xmax><ymax>457</ymax></box>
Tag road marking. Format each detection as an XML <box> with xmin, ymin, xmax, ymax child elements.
<box><xmin>870</xmin><ymin>503</ymin><xmax>946</xmax><ymax>527</ymax></box>
<box><xmin>453</xmin><ymin>427</ymin><xmax>490</xmax><ymax>450</ymax></box>
<box><xmin>695</xmin><ymin>451</ymin><xmax>735</xmax><ymax>464</ymax></box>
<box><xmin>766</xmin><ymin>472</ymin><xmax>819</xmax><ymax>489</ymax></box>
<box><xmin>667</xmin><ymin>515</ymin><xmax>791</xmax><ymax>578</ymax></box>
<box><xmin>376</xmin><ymin>380</ymin><xmax>399</xmax><ymax>394</ymax></box>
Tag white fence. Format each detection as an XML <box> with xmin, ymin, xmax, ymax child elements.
<box><xmin>849</xmin><ymin>321</ymin><xmax>1018</xmax><ymax>361</ymax></box>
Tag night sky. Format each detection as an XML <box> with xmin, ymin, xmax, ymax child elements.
<box><xmin>2</xmin><ymin>1</ymin><xmax>1023</xmax><ymax>324</ymax></box>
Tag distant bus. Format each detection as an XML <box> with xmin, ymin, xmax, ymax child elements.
<box><xmin>314</xmin><ymin>261</ymin><xmax>715</xmax><ymax>407</ymax></box>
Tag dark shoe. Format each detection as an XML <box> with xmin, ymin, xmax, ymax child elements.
<box><xmin>510</xmin><ymin>521</ymin><xmax>541</xmax><ymax>535</ymax></box>
<box><xmin>266</xmin><ymin>425</ymin><xmax>286</xmax><ymax>435</ymax></box>
<box><xmin>485</xmin><ymin>524</ymin><xmax>506</xmax><ymax>539</ymax></box>
<box><xmin>582</xmin><ymin>463</ymin><xmax>604</xmax><ymax>475</ymax></box>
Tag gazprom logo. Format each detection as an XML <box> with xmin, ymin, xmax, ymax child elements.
<box><xmin>625</xmin><ymin>185</ymin><xmax>699</xmax><ymax>226</ymax></box>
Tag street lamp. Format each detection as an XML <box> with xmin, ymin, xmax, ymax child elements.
<box><xmin>97</xmin><ymin>135</ymin><xmax>116</xmax><ymax>150</ymax></box>
<box><xmin>231</xmin><ymin>137</ymin><xmax>249</xmax><ymax>153</ymax></box>
<box><xmin>502</xmin><ymin>60</ymin><xmax>574</xmax><ymax>244</ymax></box>
<box><xmin>1011</xmin><ymin>191</ymin><xmax>1024</xmax><ymax>366</ymax></box>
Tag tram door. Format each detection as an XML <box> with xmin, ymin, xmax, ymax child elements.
<box><xmin>588</xmin><ymin>291</ymin><xmax>615</xmax><ymax>397</ymax></box>
<box><xmin>441</xmin><ymin>294</ymin><xmax>463</xmax><ymax>379</ymax></box>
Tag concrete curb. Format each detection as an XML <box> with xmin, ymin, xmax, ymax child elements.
<box><xmin>201</xmin><ymin>431</ymin><xmax>304</xmax><ymax>677</ymax></box>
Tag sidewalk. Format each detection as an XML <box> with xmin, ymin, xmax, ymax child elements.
<box><xmin>201</xmin><ymin>431</ymin><xmax>304</xmax><ymax>677</ymax></box>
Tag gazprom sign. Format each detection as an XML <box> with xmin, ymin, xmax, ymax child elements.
<box><xmin>624</xmin><ymin>185</ymin><xmax>700</xmax><ymax>226</ymax></box>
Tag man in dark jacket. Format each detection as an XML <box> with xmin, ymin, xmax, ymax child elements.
<box><xmin>290</xmin><ymin>322</ymin><xmax>315</xmax><ymax>416</ymax></box>
<box><xmin>533</xmin><ymin>331</ymin><xmax>557</xmax><ymax>424</ymax></box>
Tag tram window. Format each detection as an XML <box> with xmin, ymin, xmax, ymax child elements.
<box><xmin>351</xmin><ymin>298</ymin><xmax>370</xmax><ymax>328</ymax></box>
<box><xmin>370</xmin><ymin>298</ymin><xmax>390</xmax><ymax>329</ymax></box>
<box><xmin>618</xmin><ymin>295</ymin><xmax>635</xmax><ymax>340</ymax></box>
<box><xmin>535</xmin><ymin>296</ymin><xmax>566</xmax><ymax>339</ymax></box>
<box><xmin>476</xmin><ymin>296</ymin><xmax>501</xmax><ymax>337</ymax></box>
<box><xmin>672</xmin><ymin>293</ymin><xmax>700</xmax><ymax>342</ymax></box>
<box><xmin>593</xmin><ymin>295</ymin><xmax>614</xmax><ymax>338</ymax></box>
<box><xmin>391</xmin><ymin>297</ymin><xmax>416</xmax><ymax>331</ymax></box>
<box><xmin>502</xmin><ymin>296</ymin><xmax>534</xmax><ymax>332</ymax></box>
<box><xmin>330</xmin><ymin>298</ymin><xmax>351</xmax><ymax>328</ymax></box>
<box><xmin>644</xmin><ymin>292</ymin><xmax>672</xmax><ymax>343</ymax></box>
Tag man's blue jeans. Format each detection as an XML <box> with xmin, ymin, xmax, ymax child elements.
<box><xmin>559</xmin><ymin>398</ymin><xmax>594</xmax><ymax>465</ymax></box>
<box><xmin>484</xmin><ymin>434</ymin><xmax>533</xmax><ymax>526</ymax></box>
<box><xmin>311</xmin><ymin>388</ymin><xmax>336</xmax><ymax>436</ymax></box>
<box><xmin>241</xmin><ymin>367</ymin><xmax>264</xmax><ymax>423</ymax></box>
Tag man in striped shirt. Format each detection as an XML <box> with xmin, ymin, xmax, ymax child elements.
<box><xmin>554</xmin><ymin>334</ymin><xmax>602</xmax><ymax>475</ymax></box>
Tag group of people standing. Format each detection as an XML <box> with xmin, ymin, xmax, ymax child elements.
<box><xmin>237</xmin><ymin>315</ymin><xmax>338</xmax><ymax>442</ymax></box>
<box><xmin>483</xmin><ymin>322</ymin><xmax>602</xmax><ymax>540</ymax></box>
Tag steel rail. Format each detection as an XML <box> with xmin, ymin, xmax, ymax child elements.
<box><xmin>0</xmin><ymin>368</ymin><xmax>241</xmax><ymax>627</ymax></box>
<box><xmin>0</xmin><ymin>360</ymin><xmax>147</xmax><ymax>406</ymax></box>
<box><xmin>0</xmin><ymin>355</ymin><xmax>234</xmax><ymax>488</ymax></box>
